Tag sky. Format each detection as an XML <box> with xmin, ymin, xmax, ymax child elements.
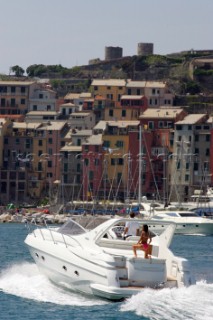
<box><xmin>0</xmin><ymin>0</ymin><xmax>213</xmax><ymax>74</ymax></box>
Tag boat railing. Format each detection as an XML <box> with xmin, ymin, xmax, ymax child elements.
<box><xmin>25</xmin><ymin>218</ymin><xmax>83</xmax><ymax>249</ymax></box>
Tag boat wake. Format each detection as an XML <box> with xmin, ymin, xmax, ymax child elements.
<box><xmin>0</xmin><ymin>262</ymin><xmax>107</xmax><ymax>306</ymax></box>
<box><xmin>1</xmin><ymin>262</ymin><xmax>212</xmax><ymax>319</ymax></box>
<box><xmin>120</xmin><ymin>281</ymin><xmax>213</xmax><ymax>320</ymax></box>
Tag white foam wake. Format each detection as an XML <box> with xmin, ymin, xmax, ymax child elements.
<box><xmin>120</xmin><ymin>282</ymin><xmax>213</xmax><ymax>320</ymax></box>
<box><xmin>0</xmin><ymin>262</ymin><xmax>107</xmax><ymax>306</ymax></box>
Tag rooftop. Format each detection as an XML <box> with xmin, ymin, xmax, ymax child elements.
<box><xmin>175</xmin><ymin>114</ymin><xmax>208</xmax><ymax>125</ymax></box>
<box><xmin>126</xmin><ymin>80</ymin><xmax>167</xmax><ymax>88</ymax></box>
<box><xmin>91</xmin><ymin>79</ymin><xmax>126</xmax><ymax>87</ymax></box>
<box><xmin>140</xmin><ymin>107</ymin><xmax>184</xmax><ymax>119</ymax></box>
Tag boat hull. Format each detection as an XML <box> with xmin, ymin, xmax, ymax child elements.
<box><xmin>24</xmin><ymin>218</ymin><xmax>195</xmax><ymax>300</ymax></box>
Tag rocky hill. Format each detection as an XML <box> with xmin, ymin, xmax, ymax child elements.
<box><xmin>1</xmin><ymin>51</ymin><xmax>213</xmax><ymax>112</ymax></box>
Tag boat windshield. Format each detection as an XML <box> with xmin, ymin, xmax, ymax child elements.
<box><xmin>58</xmin><ymin>219</ymin><xmax>86</xmax><ymax>236</ymax></box>
<box><xmin>179</xmin><ymin>212</ymin><xmax>199</xmax><ymax>217</ymax></box>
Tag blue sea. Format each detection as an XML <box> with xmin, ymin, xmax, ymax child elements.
<box><xmin>0</xmin><ymin>223</ymin><xmax>213</xmax><ymax>320</ymax></box>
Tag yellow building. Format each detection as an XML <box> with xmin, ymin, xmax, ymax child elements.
<box><xmin>102</xmin><ymin>120</ymin><xmax>140</xmax><ymax>200</ymax></box>
<box><xmin>91</xmin><ymin>79</ymin><xmax>126</xmax><ymax>104</ymax></box>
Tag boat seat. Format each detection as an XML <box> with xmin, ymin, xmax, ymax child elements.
<box><xmin>98</xmin><ymin>238</ymin><xmax>159</xmax><ymax>257</ymax></box>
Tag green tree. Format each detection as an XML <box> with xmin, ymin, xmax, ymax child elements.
<box><xmin>10</xmin><ymin>65</ymin><xmax>25</xmax><ymax>77</ymax></box>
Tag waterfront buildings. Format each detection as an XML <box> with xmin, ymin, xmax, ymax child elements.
<box><xmin>0</xmin><ymin>78</ymin><xmax>212</xmax><ymax>205</ymax></box>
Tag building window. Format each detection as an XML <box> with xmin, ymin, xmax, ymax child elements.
<box><xmin>33</xmin><ymin>105</ymin><xmax>37</xmax><ymax>111</ymax></box>
<box><xmin>107</xmin><ymin>86</ymin><xmax>111</xmax><ymax>90</ymax></box>
<box><xmin>148</xmin><ymin>121</ymin><xmax>154</xmax><ymax>129</ymax></box>
<box><xmin>0</xmin><ymin>86</ymin><xmax>7</xmax><ymax>93</ymax></box>
<box><xmin>185</xmin><ymin>174</ymin><xmax>189</xmax><ymax>181</ymax></box>
<box><xmin>194</xmin><ymin>163</ymin><xmax>199</xmax><ymax>171</ymax></box>
<box><xmin>111</xmin><ymin>158</ymin><xmax>116</xmax><ymax>165</ymax></box>
<box><xmin>121</xmin><ymin>109</ymin><xmax>126</xmax><ymax>117</ymax></box>
<box><xmin>11</xmin><ymin>98</ymin><xmax>16</xmax><ymax>106</ymax></box>
<box><xmin>109</xmin><ymin>109</ymin><xmax>113</xmax><ymax>117</ymax></box>
<box><xmin>39</xmin><ymin>94</ymin><xmax>43</xmax><ymax>99</ymax></box>
<box><xmin>116</xmin><ymin>141</ymin><xmax>124</xmax><ymax>148</ymax></box>
<box><xmin>1</xmin><ymin>98</ymin><xmax>6</xmax><ymax>106</ymax></box>
<box><xmin>94</xmin><ymin>86</ymin><xmax>98</xmax><ymax>91</ymax></box>
<box><xmin>48</xmin><ymin>138</ymin><xmax>53</xmax><ymax>144</ymax></box>
<box><xmin>21</xmin><ymin>87</ymin><xmax>26</xmax><ymax>93</ymax></box>
<box><xmin>206</xmin><ymin>135</ymin><xmax>210</xmax><ymax>142</ymax></box>
<box><xmin>117</xmin><ymin>158</ymin><xmax>124</xmax><ymax>165</ymax></box>
<box><xmin>195</xmin><ymin>135</ymin><xmax>199</xmax><ymax>142</ymax></box>
<box><xmin>11</xmin><ymin>86</ymin><xmax>16</xmax><ymax>93</ymax></box>
<box><xmin>137</xmin><ymin>89</ymin><xmax>140</xmax><ymax>95</ymax></box>
<box><xmin>26</xmin><ymin>139</ymin><xmax>31</xmax><ymax>148</ymax></box>
<box><xmin>186</xmin><ymin>162</ymin><xmax>190</xmax><ymax>170</ymax></box>
<box><xmin>158</xmin><ymin>121</ymin><xmax>163</xmax><ymax>128</ymax></box>
<box><xmin>21</xmin><ymin>99</ymin><xmax>25</xmax><ymax>105</ymax></box>
<box><xmin>38</xmin><ymin>140</ymin><xmax>43</xmax><ymax>146</ymax></box>
<box><xmin>206</xmin><ymin>148</ymin><xmax>210</xmax><ymax>156</ymax></box>
<box><xmin>103</xmin><ymin>141</ymin><xmax>110</xmax><ymax>148</ymax></box>
<box><xmin>48</xmin><ymin>161</ymin><xmax>52</xmax><ymax>168</ymax></box>
<box><xmin>107</xmin><ymin>94</ymin><xmax>113</xmax><ymax>100</ymax></box>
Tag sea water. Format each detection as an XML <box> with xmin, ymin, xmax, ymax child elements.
<box><xmin>0</xmin><ymin>223</ymin><xmax>213</xmax><ymax>320</ymax></box>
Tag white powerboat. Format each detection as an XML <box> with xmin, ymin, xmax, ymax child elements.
<box><xmin>147</xmin><ymin>210</ymin><xmax>213</xmax><ymax>234</ymax></box>
<box><xmin>24</xmin><ymin>217</ymin><xmax>194</xmax><ymax>301</ymax></box>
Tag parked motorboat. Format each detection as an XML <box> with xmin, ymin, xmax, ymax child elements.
<box><xmin>147</xmin><ymin>210</ymin><xmax>213</xmax><ymax>234</ymax></box>
<box><xmin>24</xmin><ymin>217</ymin><xmax>194</xmax><ymax>301</ymax></box>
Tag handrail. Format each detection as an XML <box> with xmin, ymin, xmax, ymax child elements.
<box><xmin>26</xmin><ymin>219</ymin><xmax>83</xmax><ymax>248</ymax></box>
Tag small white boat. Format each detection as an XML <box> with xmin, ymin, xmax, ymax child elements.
<box><xmin>24</xmin><ymin>217</ymin><xmax>194</xmax><ymax>301</ymax></box>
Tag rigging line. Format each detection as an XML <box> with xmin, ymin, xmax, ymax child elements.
<box><xmin>106</xmin><ymin>162</ymin><xmax>117</xmax><ymax>203</ymax></box>
<box><xmin>142</xmin><ymin>131</ymin><xmax>161</xmax><ymax>200</ymax></box>
<box><xmin>95</xmin><ymin>161</ymin><xmax>106</xmax><ymax>203</ymax></box>
<box><xmin>127</xmin><ymin>155</ymin><xmax>140</xmax><ymax>208</ymax></box>
<box><xmin>108</xmin><ymin>159</ymin><xmax>119</xmax><ymax>210</ymax></box>
<box><xmin>113</xmin><ymin>158</ymin><xmax>127</xmax><ymax>204</ymax></box>
<box><xmin>168</xmin><ymin>153</ymin><xmax>182</xmax><ymax>204</ymax></box>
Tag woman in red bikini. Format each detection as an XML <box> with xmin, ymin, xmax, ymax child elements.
<box><xmin>133</xmin><ymin>224</ymin><xmax>152</xmax><ymax>258</ymax></box>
